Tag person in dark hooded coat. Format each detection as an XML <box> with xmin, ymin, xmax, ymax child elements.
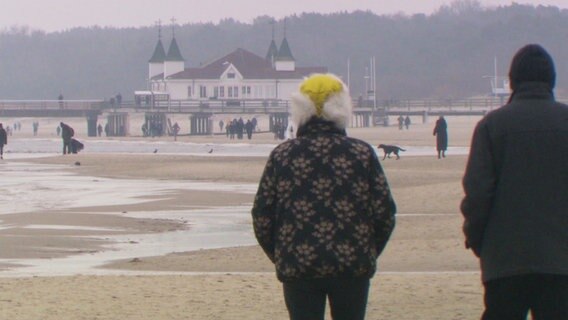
<box><xmin>433</xmin><ymin>116</ymin><xmax>448</xmax><ymax>158</ymax></box>
<box><xmin>0</xmin><ymin>123</ymin><xmax>7</xmax><ymax>159</ymax></box>
<box><xmin>461</xmin><ymin>44</ymin><xmax>568</xmax><ymax>320</ymax></box>
<box><xmin>60</xmin><ymin>122</ymin><xmax>74</xmax><ymax>155</ymax></box>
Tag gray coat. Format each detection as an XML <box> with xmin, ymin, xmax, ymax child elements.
<box><xmin>461</xmin><ymin>82</ymin><xmax>568</xmax><ymax>282</ymax></box>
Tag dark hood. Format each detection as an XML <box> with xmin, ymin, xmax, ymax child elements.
<box><xmin>508</xmin><ymin>44</ymin><xmax>556</xmax><ymax>91</ymax></box>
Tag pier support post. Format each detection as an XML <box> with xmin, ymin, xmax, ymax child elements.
<box><xmin>106</xmin><ymin>113</ymin><xmax>130</xmax><ymax>137</ymax></box>
<box><xmin>143</xmin><ymin>112</ymin><xmax>167</xmax><ymax>137</ymax></box>
<box><xmin>189</xmin><ymin>113</ymin><xmax>212</xmax><ymax>135</ymax></box>
<box><xmin>86</xmin><ymin>112</ymin><xmax>98</xmax><ymax>137</ymax></box>
<box><xmin>269</xmin><ymin>113</ymin><xmax>288</xmax><ymax>139</ymax></box>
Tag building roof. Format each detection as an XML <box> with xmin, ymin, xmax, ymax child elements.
<box><xmin>166</xmin><ymin>37</ymin><xmax>184</xmax><ymax>62</ymax></box>
<box><xmin>163</xmin><ymin>48</ymin><xmax>325</xmax><ymax>81</ymax></box>
<box><xmin>149</xmin><ymin>39</ymin><xmax>166</xmax><ymax>63</ymax></box>
<box><xmin>277</xmin><ymin>37</ymin><xmax>295</xmax><ymax>61</ymax></box>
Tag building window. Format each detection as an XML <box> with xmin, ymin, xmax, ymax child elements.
<box><xmin>219</xmin><ymin>86</ymin><xmax>225</xmax><ymax>98</ymax></box>
<box><xmin>213</xmin><ymin>86</ymin><xmax>219</xmax><ymax>98</ymax></box>
<box><xmin>200</xmin><ymin>85</ymin><xmax>207</xmax><ymax>98</ymax></box>
<box><xmin>228</xmin><ymin>86</ymin><xmax>233</xmax><ymax>98</ymax></box>
<box><xmin>227</xmin><ymin>72</ymin><xmax>235</xmax><ymax>79</ymax></box>
<box><xmin>187</xmin><ymin>86</ymin><xmax>193</xmax><ymax>98</ymax></box>
<box><xmin>233</xmin><ymin>86</ymin><xmax>238</xmax><ymax>98</ymax></box>
<box><xmin>242</xmin><ymin>86</ymin><xmax>251</xmax><ymax>97</ymax></box>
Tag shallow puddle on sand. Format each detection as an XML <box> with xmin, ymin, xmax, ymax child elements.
<box><xmin>23</xmin><ymin>225</ymin><xmax>128</xmax><ymax>232</ymax></box>
<box><xmin>0</xmin><ymin>160</ymin><xmax>257</xmax><ymax>277</ymax></box>
<box><xmin>0</xmin><ymin>206</ymin><xmax>257</xmax><ymax>277</ymax></box>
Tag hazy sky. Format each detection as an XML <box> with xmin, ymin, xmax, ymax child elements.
<box><xmin>1</xmin><ymin>0</ymin><xmax>567</xmax><ymax>33</ymax></box>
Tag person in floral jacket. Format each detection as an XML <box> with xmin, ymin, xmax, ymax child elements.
<box><xmin>252</xmin><ymin>73</ymin><xmax>396</xmax><ymax>320</ymax></box>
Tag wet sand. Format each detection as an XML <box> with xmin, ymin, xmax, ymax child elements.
<box><xmin>0</xmin><ymin>115</ymin><xmax>485</xmax><ymax>319</ymax></box>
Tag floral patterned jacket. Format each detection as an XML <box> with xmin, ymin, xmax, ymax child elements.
<box><xmin>252</xmin><ymin>118</ymin><xmax>396</xmax><ymax>281</ymax></box>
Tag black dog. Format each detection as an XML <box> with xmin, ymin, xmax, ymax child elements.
<box><xmin>377</xmin><ymin>144</ymin><xmax>406</xmax><ymax>160</ymax></box>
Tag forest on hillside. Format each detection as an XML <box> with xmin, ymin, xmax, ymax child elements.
<box><xmin>1</xmin><ymin>1</ymin><xmax>567</xmax><ymax>100</ymax></box>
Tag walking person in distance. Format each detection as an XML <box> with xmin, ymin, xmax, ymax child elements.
<box><xmin>433</xmin><ymin>115</ymin><xmax>448</xmax><ymax>159</ymax></box>
<box><xmin>0</xmin><ymin>123</ymin><xmax>7</xmax><ymax>159</ymax></box>
<box><xmin>60</xmin><ymin>122</ymin><xmax>74</xmax><ymax>155</ymax></box>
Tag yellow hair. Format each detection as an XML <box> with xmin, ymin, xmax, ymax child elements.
<box><xmin>300</xmin><ymin>74</ymin><xmax>343</xmax><ymax>116</ymax></box>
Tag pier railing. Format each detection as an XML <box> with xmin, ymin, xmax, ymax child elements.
<box><xmin>121</xmin><ymin>98</ymin><xmax>291</xmax><ymax>114</ymax></box>
<box><xmin>1</xmin><ymin>97</ymin><xmax>567</xmax><ymax>117</ymax></box>
<box><xmin>0</xmin><ymin>100</ymin><xmax>105</xmax><ymax>117</ymax></box>
<box><xmin>355</xmin><ymin>97</ymin><xmax>506</xmax><ymax>115</ymax></box>
<box><xmin>0</xmin><ymin>100</ymin><xmax>104</xmax><ymax>110</ymax></box>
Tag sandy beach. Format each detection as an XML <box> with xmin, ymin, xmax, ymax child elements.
<box><xmin>0</xmin><ymin>115</ymin><xmax>485</xmax><ymax>319</ymax></box>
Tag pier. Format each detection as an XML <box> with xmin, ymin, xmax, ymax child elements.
<box><xmin>3</xmin><ymin>96</ymin><xmax>562</xmax><ymax>136</ymax></box>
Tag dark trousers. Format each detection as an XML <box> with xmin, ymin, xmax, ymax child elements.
<box><xmin>63</xmin><ymin>139</ymin><xmax>71</xmax><ymax>155</ymax></box>
<box><xmin>482</xmin><ymin>274</ymin><xmax>568</xmax><ymax>320</ymax></box>
<box><xmin>283</xmin><ymin>278</ymin><xmax>370</xmax><ymax>320</ymax></box>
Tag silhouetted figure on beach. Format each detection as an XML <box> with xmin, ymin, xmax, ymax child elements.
<box><xmin>0</xmin><ymin>123</ymin><xmax>7</xmax><ymax>159</ymax></box>
<box><xmin>141</xmin><ymin>123</ymin><xmax>148</xmax><ymax>137</ymax></box>
<box><xmin>404</xmin><ymin>116</ymin><xmax>411</xmax><ymax>130</ymax></box>
<box><xmin>229</xmin><ymin>119</ymin><xmax>237</xmax><ymax>140</ymax></box>
<box><xmin>172</xmin><ymin>122</ymin><xmax>180</xmax><ymax>141</ymax></box>
<box><xmin>226</xmin><ymin>122</ymin><xmax>232</xmax><ymax>138</ymax></box>
<box><xmin>245</xmin><ymin>120</ymin><xmax>253</xmax><ymax>139</ymax></box>
<box><xmin>32</xmin><ymin>121</ymin><xmax>39</xmax><ymax>136</ymax></box>
<box><xmin>237</xmin><ymin>118</ymin><xmax>244</xmax><ymax>139</ymax></box>
<box><xmin>60</xmin><ymin>122</ymin><xmax>74</xmax><ymax>155</ymax></box>
<box><xmin>433</xmin><ymin>116</ymin><xmax>448</xmax><ymax>159</ymax></box>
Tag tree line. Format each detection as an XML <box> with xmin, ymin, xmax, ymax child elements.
<box><xmin>0</xmin><ymin>1</ymin><xmax>567</xmax><ymax>100</ymax></box>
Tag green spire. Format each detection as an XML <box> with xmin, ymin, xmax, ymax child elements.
<box><xmin>149</xmin><ymin>39</ymin><xmax>166</xmax><ymax>63</ymax></box>
<box><xmin>277</xmin><ymin>37</ymin><xmax>295</xmax><ymax>61</ymax></box>
<box><xmin>166</xmin><ymin>37</ymin><xmax>184</xmax><ymax>62</ymax></box>
<box><xmin>266</xmin><ymin>39</ymin><xmax>278</xmax><ymax>61</ymax></box>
